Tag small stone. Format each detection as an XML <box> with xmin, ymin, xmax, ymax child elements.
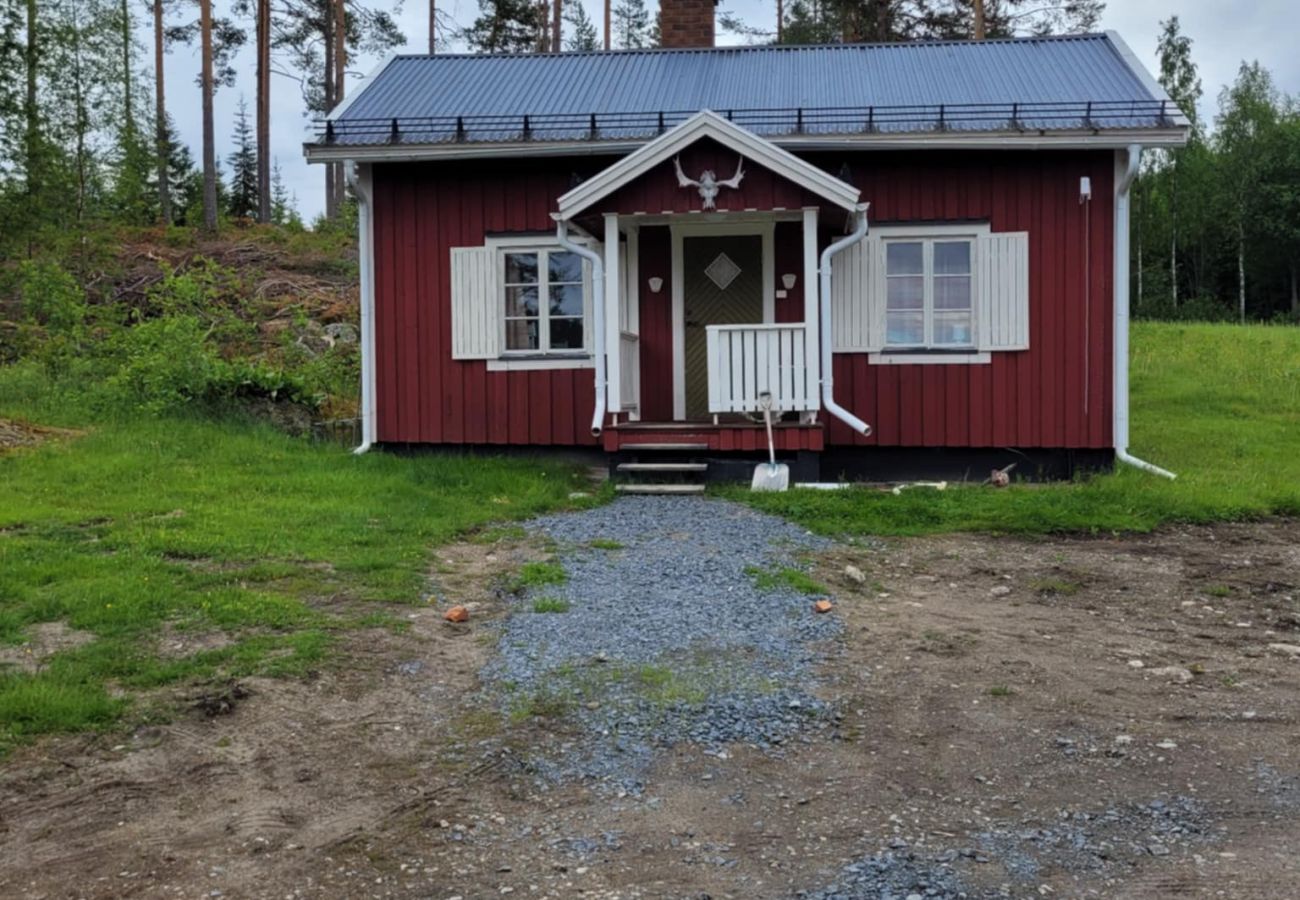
<box><xmin>1156</xmin><ymin>739</ymin><xmax>1178</xmax><ymax>750</ymax></box>
<box><xmin>443</xmin><ymin>605</ymin><xmax>469</xmax><ymax>624</ymax></box>
<box><xmin>1127</xmin><ymin>659</ymin><xmax>1145</xmax><ymax>669</ymax></box>
<box><xmin>1267</xmin><ymin>643</ymin><xmax>1300</xmax><ymax>657</ymax></box>
<box><xmin>1148</xmin><ymin>666</ymin><xmax>1194</xmax><ymax>684</ymax></box>
<box><xmin>989</xmin><ymin>585</ymin><xmax>1012</xmax><ymax>597</ymax></box>
<box><xmin>813</xmin><ymin>599</ymin><xmax>833</xmax><ymax>614</ymax></box>
<box><xmin>843</xmin><ymin>565</ymin><xmax>867</xmax><ymax>584</ymax></box>
<box><xmin>1148</xmin><ymin>843</ymin><xmax>1170</xmax><ymax>856</ymax></box>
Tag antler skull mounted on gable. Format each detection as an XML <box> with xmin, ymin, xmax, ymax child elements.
<box><xmin>674</xmin><ymin>155</ymin><xmax>746</xmax><ymax>210</ymax></box>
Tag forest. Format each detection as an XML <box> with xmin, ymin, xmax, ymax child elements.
<box><xmin>0</xmin><ymin>1</ymin><xmax>1297</xmax><ymax>324</ymax></box>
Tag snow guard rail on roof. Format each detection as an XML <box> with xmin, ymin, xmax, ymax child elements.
<box><xmin>314</xmin><ymin>99</ymin><xmax>1180</xmax><ymax>147</ymax></box>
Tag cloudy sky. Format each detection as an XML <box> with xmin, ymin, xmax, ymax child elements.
<box><xmin>149</xmin><ymin>1</ymin><xmax>1300</xmax><ymax>221</ymax></box>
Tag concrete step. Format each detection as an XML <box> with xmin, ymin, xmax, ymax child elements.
<box><xmin>615</xmin><ymin>483</ymin><xmax>707</xmax><ymax>495</ymax></box>
<box><xmin>616</xmin><ymin>462</ymin><xmax>709</xmax><ymax>473</ymax></box>
<box><xmin>618</xmin><ymin>442</ymin><xmax>710</xmax><ymax>452</ymax></box>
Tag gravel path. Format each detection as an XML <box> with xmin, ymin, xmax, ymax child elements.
<box><xmin>482</xmin><ymin>495</ymin><xmax>843</xmax><ymax>791</ymax></box>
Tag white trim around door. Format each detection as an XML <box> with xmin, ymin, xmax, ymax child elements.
<box><xmin>670</xmin><ymin>219</ymin><xmax>776</xmax><ymax>421</ymax></box>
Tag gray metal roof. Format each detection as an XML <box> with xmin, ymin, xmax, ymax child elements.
<box><xmin>320</xmin><ymin>33</ymin><xmax>1186</xmax><ymax>147</ymax></box>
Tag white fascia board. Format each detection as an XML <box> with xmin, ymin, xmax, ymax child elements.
<box><xmin>554</xmin><ymin>110</ymin><xmax>861</xmax><ymax>218</ymax></box>
<box><xmin>302</xmin><ymin>125</ymin><xmax>1190</xmax><ymax>165</ymax></box>
<box><xmin>326</xmin><ymin>53</ymin><xmax>399</xmax><ymax>124</ymax></box>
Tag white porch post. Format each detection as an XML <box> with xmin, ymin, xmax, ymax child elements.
<box><xmin>604</xmin><ymin>213</ymin><xmax>622</xmax><ymax>414</ymax></box>
<box><xmin>802</xmin><ymin>206</ymin><xmax>821</xmax><ymax>418</ymax></box>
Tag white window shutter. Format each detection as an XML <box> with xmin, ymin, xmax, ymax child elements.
<box><xmin>450</xmin><ymin>246</ymin><xmax>500</xmax><ymax>360</ymax></box>
<box><xmin>830</xmin><ymin>236</ymin><xmax>885</xmax><ymax>352</ymax></box>
<box><xmin>977</xmin><ymin>232</ymin><xmax>1030</xmax><ymax>351</ymax></box>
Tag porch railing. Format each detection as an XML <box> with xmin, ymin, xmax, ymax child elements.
<box><xmin>706</xmin><ymin>323</ymin><xmax>817</xmax><ymax>415</ymax></box>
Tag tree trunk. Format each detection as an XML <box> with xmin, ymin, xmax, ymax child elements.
<box><xmin>1237</xmin><ymin>219</ymin><xmax>1246</xmax><ymax>324</ymax></box>
<box><xmin>332</xmin><ymin>0</ymin><xmax>347</xmax><ymax>215</ymax></box>
<box><xmin>1136</xmin><ymin>181</ymin><xmax>1144</xmax><ymax>308</ymax></box>
<box><xmin>552</xmin><ymin>0</ymin><xmax>561</xmax><ymax>52</ymax></box>
<box><xmin>1170</xmin><ymin>159</ymin><xmax>1178</xmax><ymax>308</ymax></box>
<box><xmin>972</xmin><ymin>0</ymin><xmax>985</xmax><ymax>39</ymax></box>
<box><xmin>120</xmin><ymin>0</ymin><xmax>133</xmax><ymax>132</ymax></box>
<box><xmin>322</xmin><ymin>0</ymin><xmax>336</xmax><ymax>219</ymax></box>
<box><xmin>24</xmin><ymin>0</ymin><xmax>38</xmax><ymax>207</ymax></box>
<box><xmin>256</xmin><ymin>0</ymin><xmax>271</xmax><ymax>223</ymax></box>
<box><xmin>603</xmin><ymin>0</ymin><xmax>610</xmax><ymax>49</ymax></box>
<box><xmin>1291</xmin><ymin>261</ymin><xmax>1298</xmax><ymax>317</ymax></box>
<box><xmin>153</xmin><ymin>0</ymin><xmax>170</xmax><ymax>223</ymax></box>
<box><xmin>776</xmin><ymin>0</ymin><xmax>783</xmax><ymax>41</ymax></box>
<box><xmin>200</xmin><ymin>0</ymin><xmax>218</xmax><ymax>233</ymax></box>
<box><xmin>428</xmin><ymin>0</ymin><xmax>436</xmax><ymax>52</ymax></box>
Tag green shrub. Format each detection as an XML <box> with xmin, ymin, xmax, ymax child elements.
<box><xmin>17</xmin><ymin>261</ymin><xmax>86</xmax><ymax>335</ymax></box>
<box><xmin>105</xmin><ymin>315</ymin><xmax>217</xmax><ymax>413</ymax></box>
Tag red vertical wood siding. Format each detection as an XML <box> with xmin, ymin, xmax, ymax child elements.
<box><xmin>372</xmin><ymin>158</ymin><xmax>613</xmax><ymax>446</ymax></box>
<box><xmin>370</xmin><ymin>148</ymin><xmax>1114</xmax><ymax>450</ymax></box>
<box><xmin>815</xmin><ymin>149</ymin><xmax>1115</xmax><ymax>449</ymax></box>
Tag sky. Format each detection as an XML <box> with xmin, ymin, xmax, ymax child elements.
<box><xmin>149</xmin><ymin>1</ymin><xmax>1300</xmax><ymax>222</ymax></box>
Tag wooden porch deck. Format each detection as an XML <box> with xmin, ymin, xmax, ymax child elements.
<box><xmin>602</xmin><ymin>420</ymin><xmax>824</xmax><ymax>453</ymax></box>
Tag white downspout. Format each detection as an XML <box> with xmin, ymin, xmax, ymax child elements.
<box><xmin>1113</xmin><ymin>145</ymin><xmax>1175</xmax><ymax>479</ymax></box>
<box><xmin>344</xmin><ymin>160</ymin><xmax>376</xmax><ymax>455</ymax></box>
<box><xmin>554</xmin><ymin>217</ymin><xmax>607</xmax><ymax>436</ymax></box>
<box><xmin>819</xmin><ymin>203</ymin><xmax>873</xmax><ymax>436</ymax></box>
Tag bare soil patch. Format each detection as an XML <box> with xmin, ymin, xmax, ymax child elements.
<box><xmin>0</xmin><ymin>621</ymin><xmax>96</xmax><ymax>674</ymax></box>
<box><xmin>2</xmin><ymin>520</ymin><xmax>1299</xmax><ymax>898</ymax></box>
<box><xmin>0</xmin><ymin>418</ymin><xmax>81</xmax><ymax>453</ymax></box>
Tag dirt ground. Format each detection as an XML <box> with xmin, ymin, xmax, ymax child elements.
<box><xmin>2</xmin><ymin>518</ymin><xmax>1299</xmax><ymax>899</ymax></box>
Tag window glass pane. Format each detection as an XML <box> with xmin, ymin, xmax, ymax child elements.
<box><xmin>505</xmin><ymin>285</ymin><xmax>538</xmax><ymax>317</ymax></box>
<box><xmin>886</xmin><ymin>311</ymin><xmax>924</xmax><ymax>345</ymax></box>
<box><xmin>886</xmin><ymin>241</ymin><xmax>924</xmax><ymax>276</ymax></box>
<box><xmin>934</xmin><ymin>275</ymin><xmax>972</xmax><ymax>310</ymax></box>
<box><xmin>549</xmin><ymin>317</ymin><xmax>584</xmax><ymax>349</ymax></box>
<box><xmin>933</xmin><ymin>241</ymin><xmax>971</xmax><ymax>275</ymax></box>
<box><xmin>549</xmin><ymin>283</ymin><xmax>584</xmax><ymax>317</ymax></box>
<box><xmin>504</xmin><ymin>253</ymin><xmax>538</xmax><ymax>284</ymax></box>
<box><xmin>548</xmin><ymin>251</ymin><xmax>583</xmax><ymax>283</ymax></box>
<box><xmin>933</xmin><ymin>313</ymin><xmax>973</xmax><ymax>346</ymax></box>
<box><xmin>505</xmin><ymin>318</ymin><xmax>539</xmax><ymax>350</ymax></box>
<box><xmin>886</xmin><ymin>275</ymin><xmax>924</xmax><ymax>309</ymax></box>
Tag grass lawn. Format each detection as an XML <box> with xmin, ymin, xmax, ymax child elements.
<box><xmin>0</xmin><ymin>383</ymin><xmax>596</xmax><ymax>752</ymax></box>
<box><xmin>730</xmin><ymin>322</ymin><xmax>1300</xmax><ymax>534</ymax></box>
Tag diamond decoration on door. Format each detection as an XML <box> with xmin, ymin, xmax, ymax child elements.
<box><xmin>704</xmin><ymin>252</ymin><xmax>742</xmax><ymax>290</ymax></box>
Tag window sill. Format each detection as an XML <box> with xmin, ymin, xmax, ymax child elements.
<box><xmin>869</xmin><ymin>351</ymin><xmax>991</xmax><ymax>365</ymax></box>
<box><xmin>487</xmin><ymin>355</ymin><xmax>594</xmax><ymax>372</ymax></box>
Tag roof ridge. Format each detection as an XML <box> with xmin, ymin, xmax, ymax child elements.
<box><xmin>389</xmin><ymin>32</ymin><xmax>1110</xmax><ymax>63</ymax></box>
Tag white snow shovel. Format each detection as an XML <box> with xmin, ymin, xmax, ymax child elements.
<box><xmin>751</xmin><ymin>391</ymin><xmax>789</xmax><ymax>492</ymax></box>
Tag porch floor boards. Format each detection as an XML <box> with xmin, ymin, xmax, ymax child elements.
<box><xmin>603</xmin><ymin>420</ymin><xmax>824</xmax><ymax>453</ymax></box>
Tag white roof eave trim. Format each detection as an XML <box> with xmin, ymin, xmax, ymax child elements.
<box><xmin>553</xmin><ymin>110</ymin><xmax>861</xmax><ymax>218</ymax></box>
<box><xmin>304</xmin><ymin>126</ymin><xmax>1190</xmax><ymax>165</ymax></box>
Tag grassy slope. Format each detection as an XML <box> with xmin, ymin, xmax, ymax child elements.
<box><xmin>0</xmin><ymin>402</ymin><xmax>593</xmax><ymax>749</ymax></box>
<box><xmin>733</xmin><ymin>322</ymin><xmax>1300</xmax><ymax>534</ymax></box>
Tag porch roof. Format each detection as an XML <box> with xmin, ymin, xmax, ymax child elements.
<box><xmin>555</xmin><ymin>111</ymin><xmax>861</xmax><ymax>218</ymax></box>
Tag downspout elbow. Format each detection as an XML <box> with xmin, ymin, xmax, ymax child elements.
<box><xmin>818</xmin><ymin>205</ymin><xmax>872</xmax><ymax>436</ymax></box>
<box><xmin>345</xmin><ymin>160</ymin><xmax>375</xmax><ymax>455</ymax></box>
<box><xmin>554</xmin><ymin>217</ymin><xmax>606</xmax><ymax>437</ymax></box>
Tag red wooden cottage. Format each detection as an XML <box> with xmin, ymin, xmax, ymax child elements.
<box><xmin>305</xmin><ymin>10</ymin><xmax>1189</xmax><ymax>484</ymax></box>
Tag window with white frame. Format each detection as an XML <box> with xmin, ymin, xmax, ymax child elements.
<box><xmin>884</xmin><ymin>238</ymin><xmax>975</xmax><ymax>349</ymax></box>
<box><xmin>502</xmin><ymin>247</ymin><xmax>588</xmax><ymax>354</ymax></box>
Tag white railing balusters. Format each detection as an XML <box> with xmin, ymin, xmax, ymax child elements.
<box><xmin>705</xmin><ymin>323</ymin><xmax>817</xmax><ymax>414</ymax></box>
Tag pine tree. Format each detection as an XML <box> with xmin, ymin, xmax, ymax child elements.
<box><xmin>611</xmin><ymin>0</ymin><xmax>648</xmax><ymax>48</ymax></box>
<box><xmin>563</xmin><ymin>0</ymin><xmax>598</xmax><ymax>50</ymax></box>
<box><xmin>463</xmin><ymin>0</ymin><xmax>547</xmax><ymax>52</ymax></box>
<box><xmin>226</xmin><ymin>95</ymin><xmax>258</xmax><ymax>220</ymax></box>
<box><xmin>269</xmin><ymin>157</ymin><xmax>299</xmax><ymax>226</ymax></box>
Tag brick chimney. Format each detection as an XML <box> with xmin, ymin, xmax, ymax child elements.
<box><xmin>659</xmin><ymin>0</ymin><xmax>716</xmax><ymax>49</ymax></box>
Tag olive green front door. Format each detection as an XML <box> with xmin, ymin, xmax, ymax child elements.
<box><xmin>682</xmin><ymin>234</ymin><xmax>764</xmax><ymax>419</ymax></box>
